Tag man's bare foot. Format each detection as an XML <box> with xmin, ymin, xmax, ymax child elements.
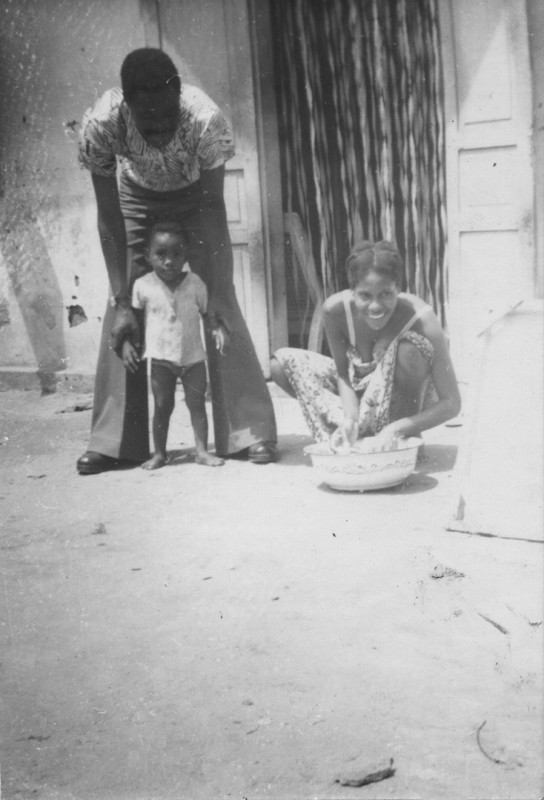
<box><xmin>142</xmin><ymin>454</ymin><xmax>166</xmax><ymax>470</ymax></box>
<box><xmin>195</xmin><ymin>451</ymin><xmax>224</xmax><ymax>467</ymax></box>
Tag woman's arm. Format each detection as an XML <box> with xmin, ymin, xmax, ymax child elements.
<box><xmin>379</xmin><ymin>308</ymin><xmax>461</xmax><ymax>443</ymax></box>
<box><xmin>323</xmin><ymin>298</ymin><xmax>360</xmax><ymax>445</ymax></box>
<box><xmin>91</xmin><ymin>174</ymin><xmax>128</xmax><ymax>301</ymax></box>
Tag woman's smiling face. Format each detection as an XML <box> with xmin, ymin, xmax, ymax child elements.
<box><xmin>352</xmin><ymin>270</ymin><xmax>399</xmax><ymax>330</ymax></box>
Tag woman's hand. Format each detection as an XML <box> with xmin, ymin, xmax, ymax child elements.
<box><xmin>121</xmin><ymin>339</ymin><xmax>140</xmax><ymax>373</ymax></box>
<box><xmin>370</xmin><ymin>421</ymin><xmax>412</xmax><ymax>452</ymax></box>
<box><xmin>330</xmin><ymin>418</ymin><xmax>359</xmax><ymax>454</ymax></box>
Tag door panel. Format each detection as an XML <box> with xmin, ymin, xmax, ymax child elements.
<box><xmin>439</xmin><ymin>0</ymin><xmax>534</xmax><ymax>372</ymax></box>
<box><xmin>224</xmin><ymin>169</ymin><xmax>255</xmax><ymax>332</ymax></box>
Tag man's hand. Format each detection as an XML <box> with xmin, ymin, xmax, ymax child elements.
<box><xmin>110</xmin><ymin>304</ymin><xmax>140</xmax><ymax>356</ymax></box>
<box><xmin>121</xmin><ymin>340</ymin><xmax>140</xmax><ymax>373</ymax></box>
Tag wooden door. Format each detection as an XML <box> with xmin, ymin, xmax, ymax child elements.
<box><xmin>439</xmin><ymin>0</ymin><xmax>534</xmax><ymax>374</ymax></box>
<box><xmin>152</xmin><ymin>0</ymin><xmax>275</xmax><ymax>372</ymax></box>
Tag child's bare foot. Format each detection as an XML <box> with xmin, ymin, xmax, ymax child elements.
<box><xmin>142</xmin><ymin>454</ymin><xmax>167</xmax><ymax>470</ymax></box>
<box><xmin>195</xmin><ymin>451</ymin><xmax>224</xmax><ymax>467</ymax></box>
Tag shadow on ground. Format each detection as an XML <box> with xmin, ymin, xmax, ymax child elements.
<box><xmin>417</xmin><ymin>443</ymin><xmax>459</xmax><ymax>473</ymax></box>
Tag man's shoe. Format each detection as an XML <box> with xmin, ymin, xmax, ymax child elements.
<box><xmin>248</xmin><ymin>441</ymin><xmax>278</xmax><ymax>464</ymax></box>
<box><xmin>77</xmin><ymin>451</ymin><xmax>120</xmax><ymax>475</ymax></box>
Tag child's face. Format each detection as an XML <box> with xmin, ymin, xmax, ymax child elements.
<box><xmin>148</xmin><ymin>231</ymin><xmax>188</xmax><ymax>285</ymax></box>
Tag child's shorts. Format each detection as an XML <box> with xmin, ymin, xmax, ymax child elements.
<box><xmin>151</xmin><ymin>358</ymin><xmax>206</xmax><ymax>380</ymax></box>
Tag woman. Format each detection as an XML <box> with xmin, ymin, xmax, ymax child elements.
<box><xmin>271</xmin><ymin>241</ymin><xmax>461</xmax><ymax>451</ymax></box>
<box><xmin>76</xmin><ymin>48</ymin><xmax>277</xmax><ymax>473</ymax></box>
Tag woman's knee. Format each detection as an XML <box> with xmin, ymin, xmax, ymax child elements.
<box><xmin>270</xmin><ymin>355</ymin><xmax>283</xmax><ymax>382</ymax></box>
<box><xmin>270</xmin><ymin>354</ymin><xmax>295</xmax><ymax>396</ymax></box>
<box><xmin>395</xmin><ymin>341</ymin><xmax>429</xmax><ymax>384</ymax></box>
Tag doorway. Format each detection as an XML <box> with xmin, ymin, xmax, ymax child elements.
<box><xmin>270</xmin><ymin>0</ymin><xmax>448</xmax><ymax>347</ymax></box>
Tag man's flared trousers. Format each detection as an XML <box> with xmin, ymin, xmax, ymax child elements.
<box><xmin>87</xmin><ymin>176</ymin><xmax>277</xmax><ymax>460</ymax></box>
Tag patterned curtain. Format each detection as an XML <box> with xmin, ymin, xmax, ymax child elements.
<box><xmin>271</xmin><ymin>0</ymin><xmax>447</xmax><ymax>325</ymax></box>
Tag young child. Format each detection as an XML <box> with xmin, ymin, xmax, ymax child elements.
<box><xmin>121</xmin><ymin>221</ymin><xmax>227</xmax><ymax>470</ymax></box>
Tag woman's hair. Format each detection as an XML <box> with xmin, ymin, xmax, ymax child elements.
<box><xmin>346</xmin><ymin>240</ymin><xmax>403</xmax><ymax>288</ymax></box>
<box><xmin>121</xmin><ymin>48</ymin><xmax>181</xmax><ymax>101</ymax></box>
<box><xmin>147</xmin><ymin>220</ymin><xmax>188</xmax><ymax>246</ymax></box>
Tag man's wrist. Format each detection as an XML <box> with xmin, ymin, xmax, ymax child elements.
<box><xmin>110</xmin><ymin>295</ymin><xmax>131</xmax><ymax>309</ymax></box>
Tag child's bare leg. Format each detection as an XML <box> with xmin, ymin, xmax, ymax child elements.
<box><xmin>181</xmin><ymin>362</ymin><xmax>224</xmax><ymax>466</ymax></box>
<box><xmin>143</xmin><ymin>362</ymin><xmax>177</xmax><ymax>470</ymax></box>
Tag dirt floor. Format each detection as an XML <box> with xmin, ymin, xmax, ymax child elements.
<box><xmin>0</xmin><ymin>387</ymin><xmax>542</xmax><ymax>800</ymax></box>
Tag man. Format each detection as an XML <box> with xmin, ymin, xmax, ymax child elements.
<box><xmin>77</xmin><ymin>48</ymin><xmax>277</xmax><ymax>473</ymax></box>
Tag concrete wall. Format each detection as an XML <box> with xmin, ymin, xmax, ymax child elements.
<box><xmin>0</xmin><ymin>0</ymin><xmax>278</xmax><ymax>389</ymax></box>
<box><xmin>0</xmin><ymin>0</ymin><xmax>153</xmax><ymax>390</ymax></box>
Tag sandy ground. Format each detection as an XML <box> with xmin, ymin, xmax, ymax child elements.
<box><xmin>0</xmin><ymin>387</ymin><xmax>542</xmax><ymax>800</ymax></box>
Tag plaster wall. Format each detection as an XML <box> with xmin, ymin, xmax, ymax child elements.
<box><xmin>527</xmin><ymin>0</ymin><xmax>544</xmax><ymax>296</ymax></box>
<box><xmin>0</xmin><ymin>0</ymin><xmax>151</xmax><ymax>387</ymax></box>
<box><xmin>0</xmin><ymin>0</ymin><xmax>275</xmax><ymax>387</ymax></box>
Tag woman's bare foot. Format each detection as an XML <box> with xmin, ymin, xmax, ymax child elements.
<box><xmin>195</xmin><ymin>451</ymin><xmax>224</xmax><ymax>467</ymax></box>
<box><xmin>142</xmin><ymin>454</ymin><xmax>167</xmax><ymax>470</ymax></box>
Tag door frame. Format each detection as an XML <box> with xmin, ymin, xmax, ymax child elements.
<box><xmin>251</xmin><ymin>0</ymin><xmax>542</xmax><ymax>372</ymax></box>
<box><xmin>247</xmin><ymin>0</ymin><xmax>288</xmax><ymax>352</ymax></box>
